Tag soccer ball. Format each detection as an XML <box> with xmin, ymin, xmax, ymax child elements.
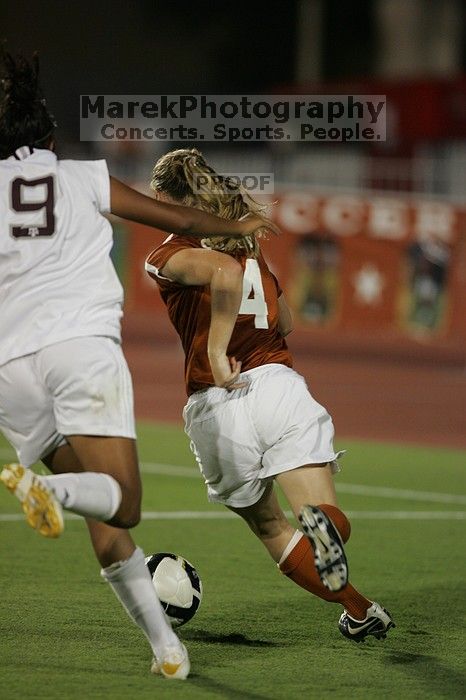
<box><xmin>145</xmin><ymin>552</ymin><xmax>202</xmax><ymax>627</ymax></box>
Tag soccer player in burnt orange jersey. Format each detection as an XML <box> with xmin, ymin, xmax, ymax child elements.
<box><xmin>145</xmin><ymin>148</ymin><xmax>395</xmax><ymax>644</ymax></box>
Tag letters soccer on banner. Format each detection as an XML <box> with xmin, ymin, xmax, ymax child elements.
<box><xmin>123</xmin><ymin>190</ymin><xmax>465</xmax><ymax>357</ymax></box>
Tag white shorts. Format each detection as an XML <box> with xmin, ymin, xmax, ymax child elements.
<box><xmin>0</xmin><ymin>337</ymin><xmax>136</xmax><ymax>467</ymax></box>
<box><xmin>183</xmin><ymin>363</ymin><xmax>343</xmax><ymax>508</ymax></box>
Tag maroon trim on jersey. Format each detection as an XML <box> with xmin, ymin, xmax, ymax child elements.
<box><xmin>14</xmin><ymin>146</ymin><xmax>34</xmax><ymax>160</ymax></box>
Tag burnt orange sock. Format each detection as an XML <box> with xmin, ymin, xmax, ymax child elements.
<box><xmin>318</xmin><ymin>503</ymin><xmax>351</xmax><ymax>543</ymax></box>
<box><xmin>279</xmin><ymin>507</ymin><xmax>370</xmax><ymax>620</ymax></box>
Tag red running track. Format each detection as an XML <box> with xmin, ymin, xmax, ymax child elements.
<box><xmin>123</xmin><ymin>337</ymin><xmax>466</xmax><ymax>450</ymax></box>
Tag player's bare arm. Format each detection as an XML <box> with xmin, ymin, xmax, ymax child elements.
<box><xmin>161</xmin><ymin>248</ymin><xmax>246</xmax><ymax>390</ymax></box>
<box><xmin>110</xmin><ymin>177</ymin><xmax>278</xmax><ymax>239</ymax></box>
<box><xmin>278</xmin><ymin>294</ymin><xmax>293</xmax><ymax>337</ymax></box>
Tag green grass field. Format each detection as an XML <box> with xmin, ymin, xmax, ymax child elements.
<box><xmin>1</xmin><ymin>423</ymin><xmax>465</xmax><ymax>700</ymax></box>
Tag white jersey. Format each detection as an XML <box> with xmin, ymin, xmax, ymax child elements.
<box><xmin>0</xmin><ymin>147</ymin><xmax>123</xmax><ymax>367</ymax></box>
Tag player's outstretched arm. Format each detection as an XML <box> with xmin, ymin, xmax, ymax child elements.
<box><xmin>110</xmin><ymin>177</ymin><xmax>278</xmax><ymax>239</ymax></box>
<box><xmin>160</xmin><ymin>248</ymin><xmax>246</xmax><ymax>390</ymax></box>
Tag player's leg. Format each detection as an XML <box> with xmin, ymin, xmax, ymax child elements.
<box><xmin>0</xmin><ymin>339</ymin><xmax>188</xmax><ymax>678</ymax></box>
<box><xmin>253</xmin><ymin>366</ymin><xmax>393</xmax><ymax>640</ymax></box>
<box><xmin>4</xmin><ymin>436</ymin><xmax>138</xmax><ymax>530</ymax></box>
<box><xmin>0</xmin><ymin>354</ymin><xmax>66</xmax><ymax>537</ymax></box>
<box><xmin>227</xmin><ymin>481</ymin><xmax>296</xmax><ymax>562</ymax></box>
<box><xmin>36</xmin><ymin>338</ymin><xmax>143</xmax><ymax>529</ymax></box>
<box><xmin>228</xmin><ymin>475</ymin><xmax>354</xmax><ymax>607</ymax></box>
<box><xmin>255</xmin><ymin>367</ymin><xmax>350</xmax><ymax>582</ymax></box>
<box><xmin>0</xmin><ymin>340</ymin><xmax>137</xmax><ymax>531</ymax></box>
<box><xmin>276</xmin><ymin>462</ymin><xmax>350</xmax><ymax>590</ymax></box>
<box><xmin>42</xmin><ymin>443</ymin><xmax>136</xmax><ymax>564</ymax></box>
<box><xmin>50</xmin><ymin>434</ymin><xmax>142</xmax><ymax>529</ymax></box>
<box><xmin>43</xmin><ymin>441</ymin><xmax>189</xmax><ymax>678</ymax></box>
<box><xmin>277</xmin><ymin>461</ymin><xmax>339</xmax><ymax>509</ymax></box>
<box><xmin>230</xmin><ymin>475</ymin><xmax>393</xmax><ymax>641</ymax></box>
<box><xmin>275</xmin><ymin>464</ymin><xmax>369</xmax><ymax>610</ymax></box>
<box><xmin>255</xmin><ymin>368</ymin><xmax>362</xmax><ymax>599</ymax></box>
<box><xmin>275</xmin><ymin>463</ymin><xmax>394</xmax><ymax>641</ymax></box>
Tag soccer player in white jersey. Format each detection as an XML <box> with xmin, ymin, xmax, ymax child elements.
<box><xmin>0</xmin><ymin>51</ymin><xmax>273</xmax><ymax>680</ymax></box>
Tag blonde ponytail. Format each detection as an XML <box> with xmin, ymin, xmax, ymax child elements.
<box><xmin>150</xmin><ymin>148</ymin><xmax>271</xmax><ymax>257</ymax></box>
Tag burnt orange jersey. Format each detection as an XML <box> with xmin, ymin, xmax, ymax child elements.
<box><xmin>145</xmin><ymin>235</ymin><xmax>293</xmax><ymax>395</ymax></box>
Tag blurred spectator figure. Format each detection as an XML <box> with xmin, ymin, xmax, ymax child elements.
<box><xmin>289</xmin><ymin>235</ymin><xmax>340</xmax><ymax>324</ymax></box>
<box><xmin>405</xmin><ymin>238</ymin><xmax>451</xmax><ymax>332</ymax></box>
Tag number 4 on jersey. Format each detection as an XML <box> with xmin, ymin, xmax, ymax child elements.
<box><xmin>239</xmin><ymin>259</ymin><xmax>269</xmax><ymax>329</ymax></box>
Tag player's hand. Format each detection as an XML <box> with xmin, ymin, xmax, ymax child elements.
<box><xmin>209</xmin><ymin>355</ymin><xmax>248</xmax><ymax>391</ymax></box>
<box><xmin>238</xmin><ymin>213</ymin><xmax>281</xmax><ymax>238</ymax></box>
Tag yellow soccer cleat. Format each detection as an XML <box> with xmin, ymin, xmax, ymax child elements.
<box><xmin>150</xmin><ymin>643</ymin><xmax>190</xmax><ymax>680</ymax></box>
<box><xmin>0</xmin><ymin>463</ymin><xmax>64</xmax><ymax>538</ymax></box>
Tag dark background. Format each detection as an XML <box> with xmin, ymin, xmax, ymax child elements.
<box><xmin>4</xmin><ymin>1</ymin><xmax>465</xmax><ymax>146</ymax></box>
<box><xmin>1</xmin><ymin>1</ymin><xmax>297</xmax><ymax>142</ymax></box>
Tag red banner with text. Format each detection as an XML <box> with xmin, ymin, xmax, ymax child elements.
<box><xmin>122</xmin><ymin>191</ymin><xmax>466</xmax><ymax>362</ymax></box>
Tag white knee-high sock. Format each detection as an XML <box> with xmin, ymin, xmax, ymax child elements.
<box><xmin>101</xmin><ymin>546</ymin><xmax>179</xmax><ymax>658</ymax></box>
<box><xmin>42</xmin><ymin>472</ymin><xmax>121</xmax><ymax>521</ymax></box>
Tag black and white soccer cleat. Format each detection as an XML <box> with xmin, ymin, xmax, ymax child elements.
<box><xmin>339</xmin><ymin>602</ymin><xmax>395</xmax><ymax>643</ymax></box>
<box><xmin>298</xmin><ymin>505</ymin><xmax>348</xmax><ymax>592</ymax></box>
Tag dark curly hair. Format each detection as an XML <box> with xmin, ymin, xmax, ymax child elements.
<box><xmin>0</xmin><ymin>47</ymin><xmax>56</xmax><ymax>159</ymax></box>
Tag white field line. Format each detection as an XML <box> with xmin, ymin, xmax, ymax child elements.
<box><xmin>336</xmin><ymin>483</ymin><xmax>466</xmax><ymax>505</ymax></box>
<box><xmin>140</xmin><ymin>462</ymin><xmax>466</xmax><ymax>506</ymax></box>
<box><xmin>1</xmin><ymin>448</ymin><xmax>465</xmax><ymax>506</ymax></box>
<box><xmin>0</xmin><ymin>510</ymin><xmax>465</xmax><ymax>523</ymax></box>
